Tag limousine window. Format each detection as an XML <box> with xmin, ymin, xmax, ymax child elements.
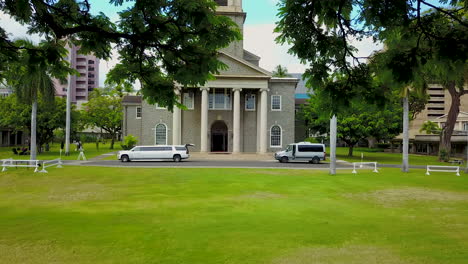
<box><xmin>175</xmin><ymin>147</ymin><xmax>186</xmax><ymax>151</ymax></box>
<box><xmin>298</xmin><ymin>145</ymin><xmax>324</xmax><ymax>152</ymax></box>
<box><xmin>140</xmin><ymin>147</ymin><xmax>172</xmax><ymax>151</ymax></box>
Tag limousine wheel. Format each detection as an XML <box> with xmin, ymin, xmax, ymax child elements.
<box><xmin>173</xmin><ymin>155</ymin><xmax>182</xmax><ymax>162</ymax></box>
<box><xmin>311</xmin><ymin>157</ymin><xmax>320</xmax><ymax>164</ymax></box>
<box><xmin>121</xmin><ymin>155</ymin><xmax>130</xmax><ymax>162</ymax></box>
<box><xmin>280</xmin><ymin>156</ymin><xmax>288</xmax><ymax>163</ymax></box>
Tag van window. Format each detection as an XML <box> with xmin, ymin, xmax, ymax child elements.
<box><xmin>286</xmin><ymin>145</ymin><xmax>293</xmax><ymax>152</ymax></box>
<box><xmin>298</xmin><ymin>145</ymin><xmax>324</xmax><ymax>152</ymax></box>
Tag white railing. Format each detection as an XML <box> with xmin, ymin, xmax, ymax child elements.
<box><xmin>426</xmin><ymin>165</ymin><xmax>460</xmax><ymax>176</ymax></box>
<box><xmin>1</xmin><ymin>158</ymin><xmax>40</xmax><ymax>172</ymax></box>
<box><xmin>39</xmin><ymin>158</ymin><xmax>63</xmax><ymax>173</ymax></box>
<box><xmin>352</xmin><ymin>162</ymin><xmax>379</xmax><ymax>174</ymax></box>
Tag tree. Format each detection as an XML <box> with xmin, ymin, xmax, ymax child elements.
<box><xmin>275</xmin><ymin>0</ymin><xmax>467</xmax><ymax>168</ymax></box>
<box><xmin>419</xmin><ymin>121</ymin><xmax>441</xmax><ymax>135</ymax></box>
<box><xmin>302</xmin><ymin>68</ymin><xmax>402</xmax><ymax>157</ymax></box>
<box><xmin>82</xmin><ymin>92</ymin><xmax>122</xmax><ymax>149</ymax></box>
<box><xmin>4</xmin><ymin>39</ymin><xmax>69</xmax><ymax>160</ymax></box>
<box><xmin>372</xmin><ymin>8</ymin><xmax>468</xmax><ymax>160</ymax></box>
<box><xmin>0</xmin><ymin>95</ymin><xmax>81</xmax><ymax>152</ymax></box>
<box><xmin>272</xmin><ymin>65</ymin><xmax>291</xmax><ymax>77</ymax></box>
<box><xmin>0</xmin><ymin>0</ymin><xmax>241</xmax><ymax>109</ymax></box>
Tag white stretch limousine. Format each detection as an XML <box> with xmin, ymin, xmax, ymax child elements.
<box><xmin>118</xmin><ymin>145</ymin><xmax>192</xmax><ymax>162</ymax></box>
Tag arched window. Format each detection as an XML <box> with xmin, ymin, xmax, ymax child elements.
<box><xmin>155</xmin><ymin>124</ymin><xmax>167</xmax><ymax>145</ymax></box>
<box><xmin>270</xmin><ymin>125</ymin><xmax>281</xmax><ymax>147</ymax></box>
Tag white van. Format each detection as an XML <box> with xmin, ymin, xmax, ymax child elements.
<box><xmin>118</xmin><ymin>145</ymin><xmax>192</xmax><ymax>162</ymax></box>
<box><xmin>274</xmin><ymin>142</ymin><xmax>326</xmax><ymax>163</ymax></box>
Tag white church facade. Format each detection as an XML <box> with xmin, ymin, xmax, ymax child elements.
<box><xmin>122</xmin><ymin>0</ymin><xmax>299</xmax><ymax>153</ymax></box>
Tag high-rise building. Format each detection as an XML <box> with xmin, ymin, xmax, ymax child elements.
<box><xmin>54</xmin><ymin>44</ymin><xmax>99</xmax><ymax>102</ymax></box>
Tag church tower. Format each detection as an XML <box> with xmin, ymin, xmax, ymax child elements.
<box><xmin>215</xmin><ymin>0</ymin><xmax>246</xmax><ymax>58</ymax></box>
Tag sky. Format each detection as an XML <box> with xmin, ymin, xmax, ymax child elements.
<box><xmin>0</xmin><ymin>0</ymin><xmax>383</xmax><ymax>86</ymax></box>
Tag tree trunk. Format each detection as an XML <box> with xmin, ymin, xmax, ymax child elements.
<box><xmin>402</xmin><ymin>96</ymin><xmax>409</xmax><ymax>172</ymax></box>
<box><xmin>30</xmin><ymin>100</ymin><xmax>37</xmax><ymax>160</ymax></box>
<box><xmin>439</xmin><ymin>81</ymin><xmax>461</xmax><ymax>161</ymax></box>
<box><xmin>110</xmin><ymin>135</ymin><xmax>115</xmax><ymax>149</ymax></box>
<box><xmin>348</xmin><ymin>144</ymin><xmax>354</xmax><ymax>157</ymax></box>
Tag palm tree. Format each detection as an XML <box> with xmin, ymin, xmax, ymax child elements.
<box><xmin>272</xmin><ymin>65</ymin><xmax>291</xmax><ymax>77</ymax></box>
<box><xmin>7</xmin><ymin>39</ymin><xmax>59</xmax><ymax>160</ymax></box>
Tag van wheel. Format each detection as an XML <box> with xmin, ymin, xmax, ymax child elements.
<box><xmin>311</xmin><ymin>157</ymin><xmax>320</xmax><ymax>164</ymax></box>
<box><xmin>280</xmin><ymin>156</ymin><xmax>289</xmax><ymax>163</ymax></box>
<box><xmin>121</xmin><ymin>155</ymin><xmax>130</xmax><ymax>162</ymax></box>
<box><xmin>173</xmin><ymin>155</ymin><xmax>182</xmax><ymax>162</ymax></box>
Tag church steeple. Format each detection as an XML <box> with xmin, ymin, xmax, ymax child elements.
<box><xmin>215</xmin><ymin>0</ymin><xmax>246</xmax><ymax>58</ymax></box>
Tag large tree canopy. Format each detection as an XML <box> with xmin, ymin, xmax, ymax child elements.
<box><xmin>0</xmin><ymin>0</ymin><xmax>241</xmax><ymax>109</ymax></box>
<box><xmin>275</xmin><ymin>0</ymin><xmax>468</xmax><ymax>90</ymax></box>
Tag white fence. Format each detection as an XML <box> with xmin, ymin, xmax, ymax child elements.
<box><xmin>1</xmin><ymin>158</ymin><xmax>40</xmax><ymax>172</ymax></box>
<box><xmin>40</xmin><ymin>158</ymin><xmax>63</xmax><ymax>173</ymax></box>
<box><xmin>426</xmin><ymin>165</ymin><xmax>460</xmax><ymax>176</ymax></box>
<box><xmin>352</xmin><ymin>162</ymin><xmax>379</xmax><ymax>174</ymax></box>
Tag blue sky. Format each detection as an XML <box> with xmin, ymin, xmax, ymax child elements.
<box><xmin>87</xmin><ymin>0</ymin><xmax>281</xmax><ymax>25</ymax></box>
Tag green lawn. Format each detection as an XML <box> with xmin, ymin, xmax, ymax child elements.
<box><xmin>0</xmin><ymin>143</ymin><xmax>116</xmax><ymax>161</ymax></box>
<box><xmin>1</xmin><ymin>167</ymin><xmax>467</xmax><ymax>263</ymax></box>
<box><xmin>334</xmin><ymin>147</ymin><xmax>456</xmax><ymax>166</ymax></box>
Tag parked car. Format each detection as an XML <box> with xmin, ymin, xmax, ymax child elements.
<box><xmin>274</xmin><ymin>142</ymin><xmax>326</xmax><ymax>164</ymax></box>
<box><xmin>118</xmin><ymin>144</ymin><xmax>193</xmax><ymax>162</ymax></box>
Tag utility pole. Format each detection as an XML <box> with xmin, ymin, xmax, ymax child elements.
<box><xmin>330</xmin><ymin>115</ymin><xmax>337</xmax><ymax>175</ymax></box>
<box><xmin>402</xmin><ymin>96</ymin><xmax>409</xmax><ymax>172</ymax></box>
<box><xmin>65</xmin><ymin>57</ymin><xmax>72</xmax><ymax>156</ymax></box>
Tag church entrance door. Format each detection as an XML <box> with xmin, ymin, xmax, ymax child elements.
<box><xmin>211</xmin><ymin>121</ymin><xmax>228</xmax><ymax>152</ymax></box>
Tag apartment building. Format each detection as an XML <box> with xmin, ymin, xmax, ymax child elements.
<box><xmin>54</xmin><ymin>44</ymin><xmax>99</xmax><ymax>102</ymax></box>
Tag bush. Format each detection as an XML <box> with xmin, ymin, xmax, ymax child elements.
<box><xmin>377</xmin><ymin>143</ymin><xmax>391</xmax><ymax>149</ymax></box>
<box><xmin>304</xmin><ymin>137</ymin><xmax>322</xmax><ymax>143</ymax></box>
<box><xmin>121</xmin><ymin>134</ymin><xmax>138</xmax><ymax>150</ymax></box>
<box><xmin>439</xmin><ymin>148</ymin><xmax>449</xmax><ymax>162</ymax></box>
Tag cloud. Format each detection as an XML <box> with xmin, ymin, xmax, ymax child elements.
<box><xmin>0</xmin><ymin>11</ymin><xmax>42</xmax><ymax>43</ymax></box>
<box><xmin>244</xmin><ymin>23</ymin><xmax>383</xmax><ymax>74</ymax></box>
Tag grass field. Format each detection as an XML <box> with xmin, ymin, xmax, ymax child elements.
<box><xmin>334</xmin><ymin>147</ymin><xmax>455</xmax><ymax>166</ymax></box>
<box><xmin>1</xmin><ymin>167</ymin><xmax>467</xmax><ymax>263</ymax></box>
<box><xmin>0</xmin><ymin>143</ymin><xmax>116</xmax><ymax>161</ymax></box>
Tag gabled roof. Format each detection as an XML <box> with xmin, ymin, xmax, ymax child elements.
<box><xmin>122</xmin><ymin>95</ymin><xmax>142</xmax><ymax>104</ymax></box>
<box><xmin>243</xmin><ymin>49</ymin><xmax>260</xmax><ymax>60</ymax></box>
<box><xmin>216</xmin><ymin>51</ymin><xmax>271</xmax><ymax>78</ymax></box>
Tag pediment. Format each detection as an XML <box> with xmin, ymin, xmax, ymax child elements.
<box><xmin>216</xmin><ymin>52</ymin><xmax>271</xmax><ymax>77</ymax></box>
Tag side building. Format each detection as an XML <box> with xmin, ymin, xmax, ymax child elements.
<box><xmin>396</xmin><ymin>84</ymin><xmax>468</xmax><ymax>156</ymax></box>
<box><xmin>122</xmin><ymin>0</ymin><xmax>298</xmax><ymax>153</ymax></box>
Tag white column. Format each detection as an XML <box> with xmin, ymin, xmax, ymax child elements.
<box><xmin>330</xmin><ymin>115</ymin><xmax>337</xmax><ymax>175</ymax></box>
<box><xmin>172</xmin><ymin>88</ymin><xmax>181</xmax><ymax>145</ymax></box>
<box><xmin>259</xmin><ymin>88</ymin><xmax>268</xmax><ymax>153</ymax></box>
<box><xmin>233</xmin><ymin>88</ymin><xmax>242</xmax><ymax>153</ymax></box>
<box><xmin>200</xmin><ymin>87</ymin><xmax>210</xmax><ymax>152</ymax></box>
<box><xmin>256</xmin><ymin>91</ymin><xmax>261</xmax><ymax>152</ymax></box>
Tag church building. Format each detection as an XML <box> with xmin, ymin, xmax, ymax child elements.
<box><xmin>122</xmin><ymin>0</ymin><xmax>298</xmax><ymax>153</ymax></box>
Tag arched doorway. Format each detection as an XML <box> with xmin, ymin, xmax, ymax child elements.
<box><xmin>211</xmin><ymin>121</ymin><xmax>228</xmax><ymax>152</ymax></box>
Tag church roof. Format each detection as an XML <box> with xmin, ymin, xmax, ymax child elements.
<box><xmin>216</xmin><ymin>51</ymin><xmax>271</xmax><ymax>77</ymax></box>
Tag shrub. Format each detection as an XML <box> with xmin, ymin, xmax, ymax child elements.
<box><xmin>377</xmin><ymin>143</ymin><xmax>391</xmax><ymax>149</ymax></box>
<box><xmin>304</xmin><ymin>137</ymin><xmax>322</xmax><ymax>143</ymax></box>
<box><xmin>439</xmin><ymin>148</ymin><xmax>450</xmax><ymax>162</ymax></box>
<box><xmin>121</xmin><ymin>134</ymin><xmax>138</xmax><ymax>150</ymax></box>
